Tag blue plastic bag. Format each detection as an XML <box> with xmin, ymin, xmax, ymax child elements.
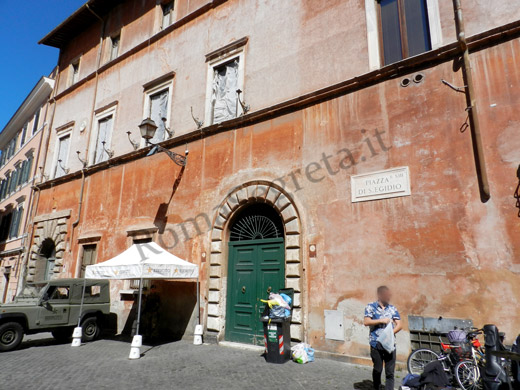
<box><xmin>306</xmin><ymin>346</ymin><xmax>315</xmax><ymax>362</ymax></box>
<box><xmin>280</xmin><ymin>293</ymin><xmax>292</xmax><ymax>317</ymax></box>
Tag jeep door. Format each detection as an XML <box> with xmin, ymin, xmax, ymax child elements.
<box><xmin>37</xmin><ymin>286</ymin><xmax>71</xmax><ymax>326</ymax></box>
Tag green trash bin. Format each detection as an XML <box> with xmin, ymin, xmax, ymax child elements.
<box><xmin>261</xmin><ymin>318</ymin><xmax>291</xmax><ymax>364</ymax></box>
<box><xmin>260</xmin><ymin>288</ymin><xmax>293</xmax><ymax>364</ymax></box>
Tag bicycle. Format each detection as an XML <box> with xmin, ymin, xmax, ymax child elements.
<box><xmin>407</xmin><ymin>327</ymin><xmax>484</xmax><ymax>389</ymax></box>
<box><xmin>452</xmin><ymin>329</ymin><xmax>485</xmax><ymax>390</ymax></box>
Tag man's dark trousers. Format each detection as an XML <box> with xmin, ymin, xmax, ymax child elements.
<box><xmin>370</xmin><ymin>343</ymin><xmax>396</xmax><ymax>390</ymax></box>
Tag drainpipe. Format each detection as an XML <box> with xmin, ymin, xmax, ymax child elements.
<box><xmin>453</xmin><ymin>0</ymin><xmax>490</xmax><ymax>202</ymax></box>
<box><xmin>83</xmin><ymin>5</ymin><xmax>105</xmax><ymax>164</ymax></box>
<box><xmin>67</xmin><ymin>4</ymin><xmax>105</xmax><ymax>272</ymax></box>
<box><xmin>70</xmin><ymin>168</ymin><xmax>86</xmax><ymax>277</ymax></box>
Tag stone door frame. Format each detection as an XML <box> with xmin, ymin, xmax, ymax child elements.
<box><xmin>27</xmin><ymin>210</ymin><xmax>70</xmax><ymax>282</ymax></box>
<box><xmin>206</xmin><ymin>181</ymin><xmax>304</xmax><ymax>342</ymax></box>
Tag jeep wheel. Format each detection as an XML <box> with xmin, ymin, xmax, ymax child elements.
<box><xmin>81</xmin><ymin>317</ymin><xmax>100</xmax><ymax>342</ymax></box>
<box><xmin>0</xmin><ymin>322</ymin><xmax>24</xmax><ymax>352</ymax></box>
<box><xmin>51</xmin><ymin>327</ymin><xmax>74</xmax><ymax>343</ymax></box>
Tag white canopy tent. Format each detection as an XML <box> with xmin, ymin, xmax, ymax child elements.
<box><xmin>82</xmin><ymin>242</ymin><xmax>199</xmax><ymax>344</ymax></box>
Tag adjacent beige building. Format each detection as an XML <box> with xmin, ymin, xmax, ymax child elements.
<box><xmin>0</xmin><ymin>76</ymin><xmax>55</xmax><ymax>302</ymax></box>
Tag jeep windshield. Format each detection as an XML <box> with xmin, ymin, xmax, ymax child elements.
<box><xmin>13</xmin><ymin>283</ymin><xmax>47</xmax><ymax>301</ymax></box>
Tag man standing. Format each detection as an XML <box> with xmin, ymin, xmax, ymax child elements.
<box><xmin>364</xmin><ymin>286</ymin><xmax>402</xmax><ymax>390</ymax></box>
<box><xmin>143</xmin><ymin>284</ymin><xmax>161</xmax><ymax>342</ymax></box>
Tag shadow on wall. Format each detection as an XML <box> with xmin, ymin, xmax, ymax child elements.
<box><xmin>153</xmin><ymin>164</ymin><xmax>186</xmax><ymax>234</ymax></box>
<box><xmin>121</xmin><ymin>280</ymin><xmax>197</xmax><ymax>342</ymax></box>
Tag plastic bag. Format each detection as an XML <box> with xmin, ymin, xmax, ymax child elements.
<box><xmin>377</xmin><ymin>322</ymin><xmax>395</xmax><ymax>353</ymax></box>
<box><xmin>269</xmin><ymin>293</ymin><xmax>290</xmax><ymax>309</ymax></box>
<box><xmin>291</xmin><ymin>343</ymin><xmax>315</xmax><ymax>364</ymax></box>
<box><xmin>269</xmin><ymin>305</ymin><xmax>286</xmax><ymax>319</ymax></box>
<box><xmin>262</xmin><ymin>292</ymin><xmax>292</xmax><ymax>319</ymax></box>
<box><xmin>279</xmin><ymin>293</ymin><xmax>292</xmax><ymax>317</ymax></box>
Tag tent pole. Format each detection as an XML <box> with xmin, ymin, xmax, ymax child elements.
<box><xmin>77</xmin><ymin>278</ymin><xmax>87</xmax><ymax>327</ymax></box>
<box><xmin>196</xmin><ymin>276</ymin><xmax>200</xmax><ymax>325</ymax></box>
<box><xmin>136</xmin><ymin>277</ymin><xmax>144</xmax><ymax>335</ymax></box>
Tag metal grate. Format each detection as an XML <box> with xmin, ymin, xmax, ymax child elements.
<box><xmin>410</xmin><ymin>331</ymin><xmax>448</xmax><ymax>352</ymax></box>
<box><xmin>230</xmin><ymin>215</ymin><xmax>281</xmax><ymax>241</ymax></box>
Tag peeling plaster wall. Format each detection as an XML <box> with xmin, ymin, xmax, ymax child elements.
<box><xmin>34</xmin><ymin>0</ymin><xmax>520</xmax><ymax>360</ymax></box>
<box><xmin>33</xmin><ymin>39</ymin><xmax>520</xmax><ymax>359</ymax></box>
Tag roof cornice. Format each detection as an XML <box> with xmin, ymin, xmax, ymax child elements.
<box><xmin>0</xmin><ymin>77</ymin><xmax>55</xmax><ymax>146</ymax></box>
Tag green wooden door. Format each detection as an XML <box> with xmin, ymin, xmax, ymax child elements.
<box><xmin>225</xmin><ymin>238</ymin><xmax>285</xmax><ymax>344</ymax></box>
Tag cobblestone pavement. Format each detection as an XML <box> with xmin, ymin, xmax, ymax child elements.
<box><xmin>0</xmin><ymin>333</ymin><xmax>388</xmax><ymax>390</ymax></box>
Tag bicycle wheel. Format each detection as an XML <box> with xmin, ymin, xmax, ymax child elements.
<box><xmin>407</xmin><ymin>348</ymin><xmax>440</xmax><ymax>375</ymax></box>
<box><xmin>455</xmin><ymin>359</ymin><xmax>483</xmax><ymax>390</ymax></box>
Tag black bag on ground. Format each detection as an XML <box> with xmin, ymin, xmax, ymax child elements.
<box><xmin>419</xmin><ymin>360</ymin><xmax>450</xmax><ymax>389</ymax></box>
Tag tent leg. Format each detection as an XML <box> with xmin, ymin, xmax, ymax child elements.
<box><xmin>136</xmin><ymin>277</ymin><xmax>144</xmax><ymax>336</ymax></box>
<box><xmin>197</xmin><ymin>276</ymin><xmax>200</xmax><ymax>325</ymax></box>
<box><xmin>72</xmin><ymin>279</ymin><xmax>88</xmax><ymax>347</ymax></box>
<box><xmin>129</xmin><ymin>278</ymin><xmax>144</xmax><ymax>359</ymax></box>
<box><xmin>77</xmin><ymin>278</ymin><xmax>87</xmax><ymax>327</ymax></box>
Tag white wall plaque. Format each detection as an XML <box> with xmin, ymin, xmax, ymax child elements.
<box><xmin>351</xmin><ymin>166</ymin><xmax>411</xmax><ymax>202</ymax></box>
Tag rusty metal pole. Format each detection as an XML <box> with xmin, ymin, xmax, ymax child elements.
<box><xmin>453</xmin><ymin>0</ymin><xmax>490</xmax><ymax>202</ymax></box>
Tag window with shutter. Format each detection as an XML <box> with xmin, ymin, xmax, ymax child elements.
<box><xmin>15</xmin><ymin>163</ymin><xmax>24</xmax><ymax>188</ymax></box>
<box><xmin>110</xmin><ymin>34</ymin><xmax>120</xmax><ymax>61</ymax></box>
<box><xmin>0</xmin><ymin>180</ymin><xmax>6</xmax><ymax>200</ymax></box>
<box><xmin>20</xmin><ymin>125</ymin><xmax>28</xmax><ymax>146</ymax></box>
<box><xmin>378</xmin><ymin>0</ymin><xmax>432</xmax><ymax>65</ymax></box>
<box><xmin>94</xmin><ymin>116</ymin><xmax>113</xmax><ymax>164</ymax></box>
<box><xmin>148</xmin><ymin>90</ymin><xmax>169</xmax><ymax>144</ymax></box>
<box><xmin>80</xmin><ymin>244</ymin><xmax>98</xmax><ymax>278</ymax></box>
<box><xmin>23</xmin><ymin>155</ymin><xmax>33</xmax><ymax>184</ymax></box>
<box><xmin>4</xmin><ymin>173</ymin><xmax>11</xmax><ymax>198</ymax></box>
<box><xmin>211</xmin><ymin>59</ymin><xmax>239</xmax><ymax>124</ymax></box>
<box><xmin>55</xmin><ymin>134</ymin><xmax>71</xmax><ymax>178</ymax></box>
<box><xmin>9</xmin><ymin>206</ymin><xmax>23</xmax><ymax>239</ymax></box>
<box><xmin>9</xmin><ymin>169</ymin><xmax>18</xmax><ymax>193</ymax></box>
<box><xmin>32</xmin><ymin>107</ymin><xmax>41</xmax><ymax>135</ymax></box>
<box><xmin>70</xmin><ymin>60</ymin><xmax>80</xmax><ymax>85</ymax></box>
<box><xmin>0</xmin><ymin>213</ymin><xmax>12</xmax><ymax>241</ymax></box>
<box><xmin>162</xmin><ymin>1</ymin><xmax>175</xmax><ymax>29</ymax></box>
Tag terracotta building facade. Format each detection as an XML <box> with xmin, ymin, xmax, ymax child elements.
<box><xmin>30</xmin><ymin>0</ymin><xmax>520</xmax><ymax>362</ymax></box>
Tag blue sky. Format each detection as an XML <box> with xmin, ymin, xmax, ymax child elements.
<box><xmin>0</xmin><ymin>0</ymin><xmax>85</xmax><ymax>129</ymax></box>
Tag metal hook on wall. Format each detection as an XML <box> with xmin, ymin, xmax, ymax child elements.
<box><xmin>101</xmin><ymin>141</ymin><xmax>114</xmax><ymax>159</ymax></box>
<box><xmin>76</xmin><ymin>151</ymin><xmax>87</xmax><ymax>168</ymax></box>
<box><xmin>236</xmin><ymin>89</ymin><xmax>250</xmax><ymax>115</ymax></box>
<box><xmin>161</xmin><ymin>117</ymin><xmax>174</xmax><ymax>139</ymax></box>
<box><xmin>57</xmin><ymin>159</ymin><xmax>70</xmax><ymax>174</ymax></box>
<box><xmin>38</xmin><ymin>166</ymin><xmax>49</xmax><ymax>182</ymax></box>
<box><xmin>190</xmin><ymin>106</ymin><xmax>204</xmax><ymax>130</ymax></box>
<box><xmin>126</xmin><ymin>131</ymin><xmax>139</xmax><ymax>150</ymax></box>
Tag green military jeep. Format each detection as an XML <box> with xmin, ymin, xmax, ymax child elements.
<box><xmin>0</xmin><ymin>278</ymin><xmax>111</xmax><ymax>352</ymax></box>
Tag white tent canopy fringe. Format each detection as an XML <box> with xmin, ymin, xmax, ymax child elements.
<box><xmin>85</xmin><ymin>242</ymin><xmax>198</xmax><ymax>280</ymax></box>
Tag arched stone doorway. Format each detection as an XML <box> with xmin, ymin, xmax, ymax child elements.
<box><xmin>39</xmin><ymin>238</ymin><xmax>56</xmax><ymax>281</ymax></box>
<box><xmin>27</xmin><ymin>211</ymin><xmax>70</xmax><ymax>283</ymax></box>
<box><xmin>226</xmin><ymin>203</ymin><xmax>285</xmax><ymax>344</ymax></box>
<box><xmin>207</xmin><ymin>182</ymin><xmax>303</xmax><ymax>343</ymax></box>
